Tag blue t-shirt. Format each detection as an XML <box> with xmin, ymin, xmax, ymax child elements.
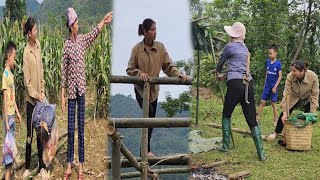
<box><xmin>265</xmin><ymin>59</ymin><xmax>282</xmax><ymax>88</ymax></box>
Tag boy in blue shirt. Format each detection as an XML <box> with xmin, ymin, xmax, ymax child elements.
<box><xmin>256</xmin><ymin>45</ymin><xmax>282</xmax><ymax>126</ymax></box>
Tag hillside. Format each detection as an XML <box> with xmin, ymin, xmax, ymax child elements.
<box><xmin>0</xmin><ymin>0</ymin><xmax>112</xmax><ymax>31</ymax></box>
<box><xmin>0</xmin><ymin>0</ymin><xmax>40</xmax><ymax>20</ymax></box>
<box><xmin>26</xmin><ymin>0</ymin><xmax>40</xmax><ymax>15</ymax></box>
<box><xmin>0</xmin><ymin>6</ymin><xmax>3</xmax><ymax>18</ymax></box>
<box><xmin>33</xmin><ymin>0</ymin><xmax>112</xmax><ymax>29</ymax></box>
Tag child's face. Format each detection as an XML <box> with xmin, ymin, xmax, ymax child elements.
<box><xmin>7</xmin><ymin>49</ymin><xmax>16</xmax><ymax>69</ymax></box>
<box><xmin>268</xmin><ymin>49</ymin><xmax>277</xmax><ymax>60</ymax></box>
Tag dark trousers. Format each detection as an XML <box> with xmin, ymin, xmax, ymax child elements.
<box><xmin>67</xmin><ymin>93</ymin><xmax>85</xmax><ymax>163</ymax></box>
<box><xmin>135</xmin><ymin>88</ymin><xmax>157</xmax><ymax>152</ymax></box>
<box><xmin>275</xmin><ymin>102</ymin><xmax>310</xmax><ymax>134</ymax></box>
<box><xmin>25</xmin><ymin>101</ymin><xmax>45</xmax><ymax>170</ymax></box>
<box><xmin>222</xmin><ymin>79</ymin><xmax>258</xmax><ymax>129</ymax></box>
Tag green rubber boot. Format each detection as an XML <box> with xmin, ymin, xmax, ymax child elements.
<box><xmin>251</xmin><ymin>126</ymin><xmax>267</xmax><ymax>161</ymax></box>
<box><xmin>217</xmin><ymin>117</ymin><xmax>231</xmax><ymax>152</ymax></box>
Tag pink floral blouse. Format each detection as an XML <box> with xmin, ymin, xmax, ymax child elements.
<box><xmin>61</xmin><ymin>26</ymin><xmax>100</xmax><ymax>99</ymax></box>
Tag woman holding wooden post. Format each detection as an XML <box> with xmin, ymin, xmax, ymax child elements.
<box><xmin>126</xmin><ymin>18</ymin><xmax>188</xmax><ymax>157</ymax></box>
<box><xmin>267</xmin><ymin>61</ymin><xmax>319</xmax><ymax>144</ymax></box>
<box><xmin>214</xmin><ymin>22</ymin><xmax>266</xmax><ymax>161</ymax></box>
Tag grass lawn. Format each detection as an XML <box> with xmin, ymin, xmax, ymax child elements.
<box><xmin>190</xmin><ymin>96</ymin><xmax>320</xmax><ymax>180</ymax></box>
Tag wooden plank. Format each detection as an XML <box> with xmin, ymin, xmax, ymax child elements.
<box><xmin>228</xmin><ymin>171</ymin><xmax>251</xmax><ymax>179</ymax></box>
<box><xmin>110</xmin><ymin>75</ymin><xmax>192</xmax><ymax>85</ymax></box>
<box><xmin>108</xmin><ymin>118</ymin><xmax>190</xmax><ymax>128</ymax></box>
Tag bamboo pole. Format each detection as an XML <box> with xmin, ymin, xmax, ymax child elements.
<box><xmin>141</xmin><ymin>82</ymin><xmax>150</xmax><ymax>180</ymax></box>
<box><xmin>209</xmin><ymin>33</ymin><xmax>224</xmax><ymax>103</ymax></box>
<box><xmin>121</xmin><ymin>167</ymin><xmax>189</xmax><ymax>179</ymax></box>
<box><xmin>228</xmin><ymin>171</ymin><xmax>251</xmax><ymax>179</ymax></box>
<box><xmin>107</xmin><ymin>154</ymin><xmax>190</xmax><ymax>169</ymax></box>
<box><xmin>207</xmin><ymin>123</ymin><xmax>273</xmax><ymax>140</ymax></box>
<box><xmin>202</xmin><ymin>161</ymin><xmax>227</xmax><ymax>169</ymax></box>
<box><xmin>191</xmin><ymin>16</ymin><xmax>209</xmax><ymax>23</ymax></box>
<box><xmin>207</xmin><ymin>123</ymin><xmax>252</xmax><ymax>135</ymax></box>
<box><xmin>107</xmin><ymin>126</ymin><xmax>158</xmax><ymax>179</ymax></box>
<box><xmin>111</xmin><ymin>141</ymin><xmax>120</xmax><ymax>180</ymax></box>
<box><xmin>107</xmin><ymin>127</ymin><xmax>141</xmax><ymax>171</ymax></box>
<box><xmin>196</xmin><ymin>49</ymin><xmax>200</xmax><ymax>125</ymax></box>
<box><xmin>108</xmin><ymin>118</ymin><xmax>190</xmax><ymax>128</ymax></box>
<box><xmin>110</xmin><ymin>76</ymin><xmax>192</xmax><ymax>85</ymax></box>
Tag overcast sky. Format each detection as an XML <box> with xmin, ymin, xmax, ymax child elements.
<box><xmin>111</xmin><ymin>0</ymin><xmax>193</xmax><ymax>102</ymax></box>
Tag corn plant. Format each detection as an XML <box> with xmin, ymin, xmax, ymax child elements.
<box><xmin>0</xmin><ymin>17</ymin><xmax>111</xmax><ymax>118</ymax></box>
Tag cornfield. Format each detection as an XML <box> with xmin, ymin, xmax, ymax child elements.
<box><xmin>0</xmin><ymin>17</ymin><xmax>111</xmax><ymax>118</ymax></box>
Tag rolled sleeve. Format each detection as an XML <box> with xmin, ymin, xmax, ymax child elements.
<box><xmin>161</xmin><ymin>46</ymin><xmax>180</xmax><ymax>77</ymax></box>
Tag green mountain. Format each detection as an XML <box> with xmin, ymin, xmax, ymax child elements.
<box><xmin>0</xmin><ymin>0</ymin><xmax>40</xmax><ymax>20</ymax></box>
<box><xmin>0</xmin><ymin>0</ymin><xmax>112</xmax><ymax>33</ymax></box>
<box><xmin>110</xmin><ymin>94</ymin><xmax>190</xmax><ymax>118</ymax></box>
<box><xmin>33</xmin><ymin>0</ymin><xmax>112</xmax><ymax>29</ymax></box>
<box><xmin>26</xmin><ymin>0</ymin><xmax>40</xmax><ymax>15</ymax></box>
<box><xmin>0</xmin><ymin>6</ymin><xmax>3</xmax><ymax>19</ymax></box>
<box><xmin>109</xmin><ymin>94</ymin><xmax>190</xmax><ymax>179</ymax></box>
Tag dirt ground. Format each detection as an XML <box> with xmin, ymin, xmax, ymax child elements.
<box><xmin>192</xmin><ymin>87</ymin><xmax>217</xmax><ymax>100</ymax></box>
<box><xmin>0</xmin><ymin>91</ymin><xmax>108</xmax><ymax>179</ymax></box>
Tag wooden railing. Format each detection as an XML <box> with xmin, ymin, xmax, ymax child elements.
<box><xmin>108</xmin><ymin>75</ymin><xmax>192</xmax><ymax>179</ymax></box>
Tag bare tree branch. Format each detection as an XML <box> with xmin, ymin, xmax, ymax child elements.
<box><xmin>292</xmin><ymin>0</ymin><xmax>313</xmax><ymax>61</ymax></box>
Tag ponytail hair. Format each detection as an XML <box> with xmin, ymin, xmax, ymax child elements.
<box><xmin>138</xmin><ymin>18</ymin><xmax>155</xmax><ymax>36</ymax></box>
<box><xmin>24</xmin><ymin>17</ymin><xmax>36</xmax><ymax>36</ymax></box>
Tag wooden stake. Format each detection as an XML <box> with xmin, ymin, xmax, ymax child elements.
<box><xmin>141</xmin><ymin>82</ymin><xmax>150</xmax><ymax>180</ymax></box>
<box><xmin>107</xmin><ymin>126</ymin><xmax>158</xmax><ymax>179</ymax></box>
<box><xmin>228</xmin><ymin>171</ymin><xmax>251</xmax><ymax>179</ymax></box>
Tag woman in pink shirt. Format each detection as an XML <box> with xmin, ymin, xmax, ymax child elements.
<box><xmin>61</xmin><ymin>8</ymin><xmax>112</xmax><ymax>180</ymax></box>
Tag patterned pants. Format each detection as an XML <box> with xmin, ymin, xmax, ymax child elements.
<box><xmin>67</xmin><ymin>93</ymin><xmax>85</xmax><ymax>163</ymax></box>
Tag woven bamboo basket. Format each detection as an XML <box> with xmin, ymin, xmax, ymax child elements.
<box><xmin>284</xmin><ymin>119</ymin><xmax>313</xmax><ymax>150</ymax></box>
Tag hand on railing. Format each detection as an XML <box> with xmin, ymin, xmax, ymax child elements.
<box><xmin>178</xmin><ymin>74</ymin><xmax>188</xmax><ymax>82</ymax></box>
<box><xmin>140</xmin><ymin>72</ymin><xmax>150</xmax><ymax>82</ymax></box>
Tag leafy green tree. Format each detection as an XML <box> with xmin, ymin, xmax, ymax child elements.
<box><xmin>161</xmin><ymin>91</ymin><xmax>191</xmax><ymax>117</ymax></box>
<box><xmin>3</xmin><ymin>0</ymin><xmax>26</xmax><ymax>21</ymax></box>
<box><xmin>190</xmin><ymin>0</ymin><xmax>320</xmax><ymax>104</ymax></box>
